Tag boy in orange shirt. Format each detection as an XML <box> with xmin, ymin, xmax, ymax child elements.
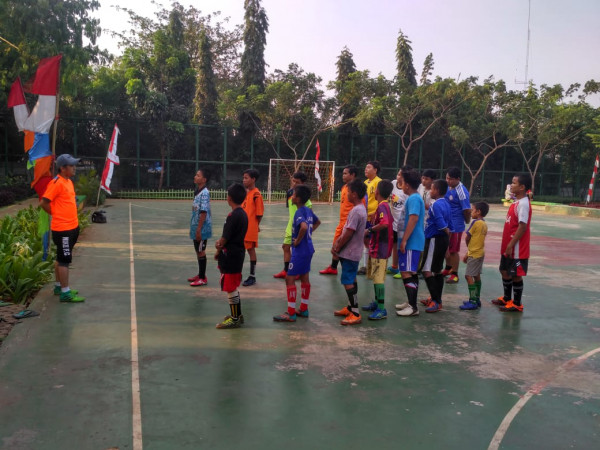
<box><xmin>241</xmin><ymin>169</ymin><xmax>264</xmax><ymax>286</ymax></box>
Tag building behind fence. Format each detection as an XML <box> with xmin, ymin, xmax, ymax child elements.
<box><xmin>0</xmin><ymin>116</ymin><xmax>597</xmax><ymax>200</ymax></box>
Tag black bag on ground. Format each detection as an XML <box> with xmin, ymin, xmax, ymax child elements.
<box><xmin>92</xmin><ymin>210</ymin><xmax>107</xmax><ymax>223</ymax></box>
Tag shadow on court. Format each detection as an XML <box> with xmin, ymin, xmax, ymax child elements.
<box><xmin>0</xmin><ymin>199</ymin><xmax>599</xmax><ymax>449</ymax></box>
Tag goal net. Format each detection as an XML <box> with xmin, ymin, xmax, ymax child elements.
<box><xmin>267</xmin><ymin>159</ymin><xmax>335</xmax><ymax>203</ymax></box>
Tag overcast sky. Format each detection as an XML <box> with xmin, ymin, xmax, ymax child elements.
<box><xmin>95</xmin><ymin>0</ymin><xmax>600</xmax><ymax>102</ymax></box>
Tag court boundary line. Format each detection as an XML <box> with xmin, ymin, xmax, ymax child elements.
<box><xmin>488</xmin><ymin>346</ymin><xmax>600</xmax><ymax>450</ymax></box>
<box><xmin>129</xmin><ymin>202</ymin><xmax>143</xmax><ymax>450</ymax></box>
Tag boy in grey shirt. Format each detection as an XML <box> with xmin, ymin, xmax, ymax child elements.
<box><xmin>331</xmin><ymin>179</ymin><xmax>368</xmax><ymax>325</ymax></box>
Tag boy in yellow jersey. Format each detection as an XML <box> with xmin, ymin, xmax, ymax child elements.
<box><xmin>459</xmin><ymin>202</ymin><xmax>489</xmax><ymax>310</ymax></box>
<box><xmin>358</xmin><ymin>161</ymin><xmax>381</xmax><ymax>275</ymax></box>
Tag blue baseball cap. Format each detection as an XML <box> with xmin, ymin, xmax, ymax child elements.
<box><xmin>55</xmin><ymin>154</ymin><xmax>80</xmax><ymax>167</ymax></box>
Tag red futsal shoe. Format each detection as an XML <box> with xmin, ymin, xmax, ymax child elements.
<box><xmin>319</xmin><ymin>266</ymin><xmax>338</xmax><ymax>275</ymax></box>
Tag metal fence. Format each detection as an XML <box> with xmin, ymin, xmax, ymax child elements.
<box><xmin>1</xmin><ymin>116</ymin><xmax>597</xmax><ymax>200</ymax></box>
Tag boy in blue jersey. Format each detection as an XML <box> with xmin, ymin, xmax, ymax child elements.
<box><xmin>443</xmin><ymin>167</ymin><xmax>472</xmax><ymax>283</ymax></box>
<box><xmin>362</xmin><ymin>180</ymin><xmax>394</xmax><ymax>319</ymax></box>
<box><xmin>395</xmin><ymin>169</ymin><xmax>426</xmax><ymax>317</ymax></box>
<box><xmin>273</xmin><ymin>171</ymin><xmax>312</xmax><ymax>279</ymax></box>
<box><xmin>273</xmin><ymin>185</ymin><xmax>321</xmax><ymax>322</ymax></box>
<box><xmin>418</xmin><ymin>179</ymin><xmax>452</xmax><ymax>313</ymax></box>
<box><xmin>188</xmin><ymin>169</ymin><xmax>212</xmax><ymax>286</ymax></box>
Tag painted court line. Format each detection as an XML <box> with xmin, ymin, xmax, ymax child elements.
<box><xmin>129</xmin><ymin>203</ymin><xmax>143</xmax><ymax>450</ymax></box>
<box><xmin>488</xmin><ymin>346</ymin><xmax>600</xmax><ymax>450</ymax></box>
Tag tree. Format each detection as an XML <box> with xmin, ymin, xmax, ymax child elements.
<box><xmin>335</xmin><ymin>46</ymin><xmax>357</xmax><ymax>84</ymax></box>
<box><xmin>119</xmin><ymin>7</ymin><xmax>196</xmax><ymax>189</ymax></box>
<box><xmin>193</xmin><ymin>30</ymin><xmax>219</xmax><ymax>125</ymax></box>
<box><xmin>332</xmin><ymin>46</ymin><xmax>359</xmax><ymax>135</ymax></box>
<box><xmin>239</xmin><ymin>0</ymin><xmax>269</xmax><ymax>136</ymax></box>
<box><xmin>420</xmin><ymin>53</ymin><xmax>434</xmax><ymax>86</ymax></box>
<box><xmin>447</xmin><ymin>78</ymin><xmax>523</xmax><ymax>193</ymax></box>
<box><xmin>395</xmin><ymin>29</ymin><xmax>417</xmax><ymax>87</ymax></box>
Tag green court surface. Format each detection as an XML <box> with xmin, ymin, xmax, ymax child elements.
<box><xmin>1</xmin><ymin>199</ymin><xmax>599</xmax><ymax>450</ymax></box>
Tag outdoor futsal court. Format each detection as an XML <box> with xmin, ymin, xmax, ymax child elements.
<box><xmin>0</xmin><ymin>199</ymin><xmax>599</xmax><ymax>449</ymax></box>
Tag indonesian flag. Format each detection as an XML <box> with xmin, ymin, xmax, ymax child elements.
<box><xmin>315</xmin><ymin>139</ymin><xmax>323</xmax><ymax>193</ymax></box>
<box><xmin>100</xmin><ymin>124</ymin><xmax>121</xmax><ymax>195</ymax></box>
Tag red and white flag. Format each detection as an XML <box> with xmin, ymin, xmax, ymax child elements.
<box><xmin>315</xmin><ymin>139</ymin><xmax>323</xmax><ymax>193</ymax></box>
<box><xmin>585</xmin><ymin>154</ymin><xmax>599</xmax><ymax>204</ymax></box>
<box><xmin>100</xmin><ymin>124</ymin><xmax>121</xmax><ymax>195</ymax></box>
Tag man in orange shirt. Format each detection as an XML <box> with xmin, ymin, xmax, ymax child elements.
<box><xmin>241</xmin><ymin>168</ymin><xmax>264</xmax><ymax>286</ymax></box>
<box><xmin>320</xmin><ymin>165</ymin><xmax>359</xmax><ymax>275</ymax></box>
<box><xmin>41</xmin><ymin>154</ymin><xmax>85</xmax><ymax>303</ymax></box>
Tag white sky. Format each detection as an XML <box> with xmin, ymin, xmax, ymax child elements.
<box><xmin>95</xmin><ymin>0</ymin><xmax>600</xmax><ymax>103</ymax></box>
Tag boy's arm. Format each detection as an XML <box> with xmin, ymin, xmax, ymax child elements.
<box><xmin>463</xmin><ymin>208</ymin><xmax>472</xmax><ymax>224</ymax></box>
<box><xmin>504</xmin><ymin>222</ymin><xmax>527</xmax><ymax>257</ymax></box>
<box><xmin>40</xmin><ymin>198</ymin><xmax>52</xmax><ymax>215</ymax></box>
<box><xmin>293</xmin><ymin>222</ymin><xmax>308</xmax><ymax>247</ymax></box>
<box><xmin>332</xmin><ymin>227</ymin><xmax>355</xmax><ymax>254</ymax></box>
<box><xmin>312</xmin><ymin>218</ymin><xmax>321</xmax><ymax>232</ymax></box>
<box><xmin>399</xmin><ymin>214</ymin><xmax>418</xmax><ymax>253</ymax></box>
<box><xmin>196</xmin><ymin>211</ymin><xmax>207</xmax><ymax>241</ymax></box>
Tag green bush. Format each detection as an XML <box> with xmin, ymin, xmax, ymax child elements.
<box><xmin>75</xmin><ymin>169</ymin><xmax>105</xmax><ymax>207</ymax></box>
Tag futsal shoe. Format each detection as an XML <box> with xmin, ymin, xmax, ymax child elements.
<box><xmin>187</xmin><ymin>275</ymin><xmax>200</xmax><ymax>282</ymax></box>
<box><xmin>334</xmin><ymin>306</ymin><xmax>352</xmax><ymax>317</ymax></box>
<box><xmin>368</xmin><ymin>308</ymin><xmax>388</xmax><ymax>320</ymax></box>
<box><xmin>296</xmin><ymin>309</ymin><xmax>309</xmax><ymax>318</ymax></box>
<box><xmin>361</xmin><ymin>301</ymin><xmax>378</xmax><ymax>311</ymax></box>
<box><xmin>190</xmin><ymin>278</ymin><xmax>207</xmax><ymax>286</ymax></box>
<box><xmin>54</xmin><ymin>286</ymin><xmax>78</xmax><ymax>296</ymax></box>
<box><xmin>341</xmin><ymin>313</ymin><xmax>362</xmax><ymax>325</ymax></box>
<box><xmin>446</xmin><ymin>274</ymin><xmax>459</xmax><ymax>284</ymax></box>
<box><xmin>462</xmin><ymin>298</ymin><xmax>482</xmax><ymax>307</ymax></box>
<box><xmin>273</xmin><ymin>312</ymin><xmax>297</xmax><ymax>322</ymax></box>
<box><xmin>491</xmin><ymin>296</ymin><xmax>509</xmax><ymax>306</ymax></box>
<box><xmin>393</xmin><ymin>272</ymin><xmax>403</xmax><ymax>280</ymax></box>
<box><xmin>386</xmin><ymin>266</ymin><xmax>400</xmax><ymax>275</ymax></box>
<box><xmin>357</xmin><ymin>267</ymin><xmax>367</xmax><ymax>275</ymax></box>
<box><xmin>420</xmin><ymin>297</ymin><xmax>433</xmax><ymax>306</ymax></box>
<box><xmin>396</xmin><ymin>306</ymin><xmax>419</xmax><ymax>317</ymax></box>
<box><xmin>395</xmin><ymin>302</ymin><xmax>410</xmax><ymax>310</ymax></box>
<box><xmin>499</xmin><ymin>300</ymin><xmax>523</xmax><ymax>312</ymax></box>
<box><xmin>59</xmin><ymin>291</ymin><xmax>85</xmax><ymax>303</ymax></box>
<box><xmin>425</xmin><ymin>301</ymin><xmax>442</xmax><ymax>313</ymax></box>
<box><xmin>224</xmin><ymin>314</ymin><xmax>245</xmax><ymax>324</ymax></box>
<box><xmin>441</xmin><ymin>269</ymin><xmax>452</xmax><ymax>277</ymax></box>
<box><xmin>319</xmin><ymin>266</ymin><xmax>338</xmax><ymax>275</ymax></box>
<box><xmin>459</xmin><ymin>301</ymin><xmax>479</xmax><ymax>311</ymax></box>
<box><xmin>216</xmin><ymin>316</ymin><xmax>241</xmax><ymax>329</ymax></box>
<box><xmin>273</xmin><ymin>270</ymin><xmax>287</xmax><ymax>279</ymax></box>
<box><xmin>242</xmin><ymin>276</ymin><xmax>257</xmax><ymax>286</ymax></box>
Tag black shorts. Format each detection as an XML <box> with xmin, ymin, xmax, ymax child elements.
<box><xmin>499</xmin><ymin>255</ymin><xmax>528</xmax><ymax>277</ymax></box>
<box><xmin>193</xmin><ymin>239</ymin><xmax>208</xmax><ymax>253</ymax></box>
<box><xmin>419</xmin><ymin>234</ymin><xmax>449</xmax><ymax>274</ymax></box>
<box><xmin>392</xmin><ymin>230</ymin><xmax>398</xmax><ymax>244</ymax></box>
<box><xmin>52</xmin><ymin>227</ymin><xmax>80</xmax><ymax>265</ymax></box>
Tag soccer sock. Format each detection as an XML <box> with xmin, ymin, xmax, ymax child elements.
<box><xmin>403</xmin><ymin>275</ymin><xmax>419</xmax><ymax>309</ymax></box>
<box><xmin>435</xmin><ymin>274</ymin><xmax>445</xmax><ymax>303</ymax></box>
<box><xmin>345</xmin><ymin>285</ymin><xmax>359</xmax><ymax>316</ymax></box>
<box><xmin>250</xmin><ymin>260</ymin><xmax>257</xmax><ymax>276</ymax></box>
<box><xmin>61</xmin><ymin>287</ymin><xmax>70</xmax><ymax>293</ymax></box>
<box><xmin>228</xmin><ymin>290</ymin><xmax>241</xmax><ymax>319</ymax></box>
<box><xmin>474</xmin><ymin>280</ymin><xmax>482</xmax><ymax>299</ymax></box>
<box><xmin>512</xmin><ymin>280</ymin><xmax>524</xmax><ymax>306</ymax></box>
<box><xmin>444</xmin><ymin>264</ymin><xmax>452</xmax><ymax>272</ymax></box>
<box><xmin>198</xmin><ymin>256</ymin><xmax>207</xmax><ymax>279</ymax></box>
<box><xmin>284</xmin><ymin>261</ymin><xmax>290</xmax><ymax>272</ymax></box>
<box><xmin>331</xmin><ymin>258</ymin><xmax>339</xmax><ymax>269</ymax></box>
<box><xmin>300</xmin><ymin>283</ymin><xmax>310</xmax><ymax>311</ymax></box>
<box><xmin>502</xmin><ymin>278</ymin><xmax>513</xmax><ymax>300</ymax></box>
<box><xmin>362</xmin><ymin>249</ymin><xmax>368</xmax><ymax>267</ymax></box>
<box><xmin>424</xmin><ymin>276</ymin><xmax>437</xmax><ymax>301</ymax></box>
<box><xmin>468</xmin><ymin>282</ymin><xmax>478</xmax><ymax>301</ymax></box>
<box><xmin>374</xmin><ymin>284</ymin><xmax>385</xmax><ymax>309</ymax></box>
<box><xmin>286</xmin><ymin>285</ymin><xmax>297</xmax><ymax>316</ymax></box>
<box><xmin>54</xmin><ymin>281</ymin><xmax>60</xmax><ymax>287</ymax></box>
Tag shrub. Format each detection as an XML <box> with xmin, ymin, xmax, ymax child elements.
<box><xmin>75</xmin><ymin>169</ymin><xmax>105</xmax><ymax>206</ymax></box>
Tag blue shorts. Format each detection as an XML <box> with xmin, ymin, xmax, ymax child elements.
<box><xmin>340</xmin><ymin>258</ymin><xmax>359</xmax><ymax>285</ymax></box>
<box><xmin>288</xmin><ymin>254</ymin><xmax>312</xmax><ymax>276</ymax></box>
<box><xmin>399</xmin><ymin>249</ymin><xmax>421</xmax><ymax>273</ymax></box>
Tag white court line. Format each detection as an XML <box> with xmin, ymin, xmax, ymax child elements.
<box><xmin>488</xmin><ymin>346</ymin><xmax>600</xmax><ymax>450</ymax></box>
<box><xmin>130</xmin><ymin>203</ymin><xmax>189</xmax><ymax>214</ymax></box>
<box><xmin>129</xmin><ymin>203</ymin><xmax>143</xmax><ymax>450</ymax></box>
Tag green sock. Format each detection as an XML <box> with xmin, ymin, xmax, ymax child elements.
<box><xmin>468</xmin><ymin>283</ymin><xmax>477</xmax><ymax>301</ymax></box>
<box><xmin>474</xmin><ymin>280</ymin><xmax>482</xmax><ymax>299</ymax></box>
<box><xmin>374</xmin><ymin>284</ymin><xmax>385</xmax><ymax>309</ymax></box>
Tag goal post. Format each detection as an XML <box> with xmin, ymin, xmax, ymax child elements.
<box><xmin>267</xmin><ymin>159</ymin><xmax>335</xmax><ymax>203</ymax></box>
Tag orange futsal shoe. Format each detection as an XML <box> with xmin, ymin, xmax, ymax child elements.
<box><xmin>491</xmin><ymin>296</ymin><xmax>509</xmax><ymax>306</ymax></box>
<box><xmin>420</xmin><ymin>297</ymin><xmax>433</xmax><ymax>306</ymax></box>
<box><xmin>499</xmin><ymin>300</ymin><xmax>523</xmax><ymax>312</ymax></box>
<box><xmin>334</xmin><ymin>306</ymin><xmax>351</xmax><ymax>317</ymax></box>
<box><xmin>273</xmin><ymin>270</ymin><xmax>287</xmax><ymax>279</ymax></box>
<box><xmin>319</xmin><ymin>266</ymin><xmax>338</xmax><ymax>275</ymax></box>
<box><xmin>341</xmin><ymin>313</ymin><xmax>362</xmax><ymax>325</ymax></box>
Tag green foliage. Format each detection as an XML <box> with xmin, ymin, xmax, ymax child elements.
<box><xmin>75</xmin><ymin>169</ymin><xmax>104</xmax><ymax>206</ymax></box>
<box><xmin>194</xmin><ymin>30</ymin><xmax>219</xmax><ymax>125</ymax></box>
<box><xmin>0</xmin><ymin>207</ymin><xmax>54</xmax><ymax>304</ymax></box>
<box><xmin>420</xmin><ymin>53</ymin><xmax>434</xmax><ymax>86</ymax></box>
<box><xmin>395</xmin><ymin>29</ymin><xmax>417</xmax><ymax>87</ymax></box>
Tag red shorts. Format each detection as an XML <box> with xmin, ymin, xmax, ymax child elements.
<box><xmin>220</xmin><ymin>273</ymin><xmax>242</xmax><ymax>292</ymax></box>
<box><xmin>448</xmin><ymin>232</ymin><xmax>463</xmax><ymax>253</ymax></box>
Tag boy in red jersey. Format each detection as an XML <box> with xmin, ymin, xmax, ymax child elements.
<box><xmin>492</xmin><ymin>174</ymin><xmax>533</xmax><ymax>312</ymax></box>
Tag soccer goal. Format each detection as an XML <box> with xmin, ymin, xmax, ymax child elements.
<box><xmin>267</xmin><ymin>159</ymin><xmax>335</xmax><ymax>203</ymax></box>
